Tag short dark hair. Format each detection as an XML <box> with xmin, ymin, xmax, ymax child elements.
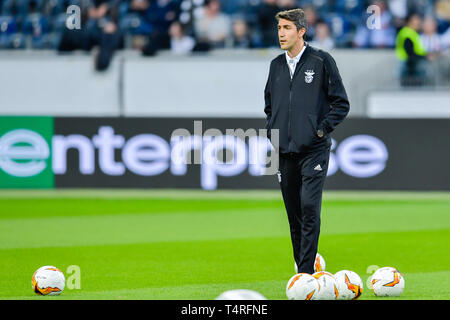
<box><xmin>406</xmin><ymin>12</ymin><xmax>422</xmax><ymax>24</ymax></box>
<box><xmin>275</xmin><ymin>9</ymin><xmax>308</xmax><ymax>39</ymax></box>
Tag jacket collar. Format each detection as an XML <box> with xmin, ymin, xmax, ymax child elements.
<box><xmin>292</xmin><ymin>43</ymin><xmax>311</xmax><ymax>79</ymax></box>
<box><xmin>285</xmin><ymin>43</ymin><xmax>307</xmax><ymax>64</ymax></box>
<box><xmin>279</xmin><ymin>43</ymin><xmax>311</xmax><ymax>80</ymax></box>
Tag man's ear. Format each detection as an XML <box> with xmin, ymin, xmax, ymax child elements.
<box><xmin>298</xmin><ymin>27</ymin><xmax>306</xmax><ymax>40</ymax></box>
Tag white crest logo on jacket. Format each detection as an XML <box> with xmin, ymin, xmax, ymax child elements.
<box><xmin>305</xmin><ymin>70</ymin><xmax>315</xmax><ymax>83</ymax></box>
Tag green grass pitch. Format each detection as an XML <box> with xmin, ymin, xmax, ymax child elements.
<box><xmin>0</xmin><ymin>189</ymin><xmax>449</xmax><ymax>300</ymax></box>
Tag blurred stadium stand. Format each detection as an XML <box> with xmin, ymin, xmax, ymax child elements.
<box><xmin>1</xmin><ymin>0</ymin><xmax>448</xmax><ymax>50</ymax></box>
<box><xmin>0</xmin><ymin>0</ymin><xmax>449</xmax><ymax>117</ymax></box>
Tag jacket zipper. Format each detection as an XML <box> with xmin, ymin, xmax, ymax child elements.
<box><xmin>288</xmin><ymin>76</ymin><xmax>293</xmax><ymax>149</ymax></box>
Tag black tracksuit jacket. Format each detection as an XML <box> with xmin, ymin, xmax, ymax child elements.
<box><xmin>264</xmin><ymin>44</ymin><xmax>350</xmax><ymax>154</ymax></box>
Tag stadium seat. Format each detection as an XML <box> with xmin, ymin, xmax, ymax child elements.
<box><xmin>0</xmin><ymin>15</ymin><xmax>27</xmax><ymax>48</ymax></box>
<box><xmin>321</xmin><ymin>12</ymin><xmax>355</xmax><ymax>47</ymax></box>
<box><xmin>119</xmin><ymin>13</ymin><xmax>154</xmax><ymax>36</ymax></box>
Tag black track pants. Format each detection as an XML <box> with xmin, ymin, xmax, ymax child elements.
<box><xmin>277</xmin><ymin>148</ymin><xmax>330</xmax><ymax>274</ymax></box>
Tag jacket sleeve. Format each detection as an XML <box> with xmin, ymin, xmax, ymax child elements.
<box><xmin>319</xmin><ymin>52</ymin><xmax>350</xmax><ymax>135</ymax></box>
<box><xmin>264</xmin><ymin>61</ymin><xmax>273</xmax><ymax>139</ymax></box>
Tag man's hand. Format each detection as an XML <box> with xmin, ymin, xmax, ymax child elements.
<box><xmin>427</xmin><ymin>52</ymin><xmax>438</xmax><ymax>61</ymax></box>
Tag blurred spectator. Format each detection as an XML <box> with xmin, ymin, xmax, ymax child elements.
<box><xmin>145</xmin><ymin>0</ymin><xmax>180</xmax><ymax>49</ymax></box>
<box><xmin>332</xmin><ymin>0</ymin><xmax>366</xmax><ymax>17</ymax></box>
<box><xmin>435</xmin><ymin>0</ymin><xmax>450</xmax><ymax>32</ymax></box>
<box><xmin>388</xmin><ymin>0</ymin><xmax>408</xmax><ymax>29</ymax></box>
<box><xmin>219</xmin><ymin>0</ymin><xmax>247</xmax><ymax>16</ymax></box>
<box><xmin>89</xmin><ymin>0</ymin><xmax>109</xmax><ymax>19</ymax></box>
<box><xmin>442</xmin><ymin>26</ymin><xmax>450</xmax><ymax>51</ymax></box>
<box><xmin>0</xmin><ymin>13</ymin><xmax>25</xmax><ymax>49</ymax></box>
<box><xmin>309</xmin><ymin>19</ymin><xmax>335</xmax><ymax>51</ymax></box>
<box><xmin>175</xmin><ymin>0</ymin><xmax>202</xmax><ymax>32</ymax></box>
<box><xmin>89</xmin><ymin>1</ymin><xmax>123</xmax><ymax>70</ymax></box>
<box><xmin>194</xmin><ymin>0</ymin><xmax>231</xmax><ymax>49</ymax></box>
<box><xmin>85</xmin><ymin>0</ymin><xmax>111</xmax><ymax>41</ymax></box>
<box><xmin>435</xmin><ymin>0</ymin><xmax>450</xmax><ymax>20</ymax></box>
<box><xmin>353</xmin><ymin>0</ymin><xmax>396</xmax><ymax>48</ymax></box>
<box><xmin>96</xmin><ymin>18</ymin><xmax>123</xmax><ymax>71</ymax></box>
<box><xmin>258</xmin><ymin>0</ymin><xmax>279</xmax><ymax>47</ymax></box>
<box><xmin>23</xmin><ymin>0</ymin><xmax>51</xmax><ymax>48</ymax></box>
<box><xmin>168</xmin><ymin>20</ymin><xmax>195</xmax><ymax>54</ymax></box>
<box><xmin>118</xmin><ymin>0</ymin><xmax>151</xmax><ymax>51</ymax></box>
<box><xmin>58</xmin><ymin>1</ymin><xmax>123</xmax><ymax>71</ymax></box>
<box><xmin>0</xmin><ymin>0</ymin><xmax>448</xmax><ymax>56</ymax></box>
<box><xmin>396</xmin><ymin>13</ymin><xmax>434</xmax><ymax>86</ymax></box>
<box><xmin>421</xmin><ymin>16</ymin><xmax>444</xmax><ymax>54</ymax></box>
<box><xmin>277</xmin><ymin>0</ymin><xmax>296</xmax><ymax>11</ymax></box>
<box><xmin>58</xmin><ymin>4</ymin><xmax>93</xmax><ymax>52</ymax></box>
<box><xmin>303</xmin><ymin>4</ymin><xmax>318</xmax><ymax>42</ymax></box>
<box><xmin>230</xmin><ymin>18</ymin><xmax>252</xmax><ymax>48</ymax></box>
<box><xmin>408</xmin><ymin>0</ymin><xmax>435</xmax><ymax>17</ymax></box>
<box><xmin>128</xmin><ymin>0</ymin><xmax>151</xmax><ymax>19</ymax></box>
<box><xmin>2</xmin><ymin>0</ymin><xmax>41</xmax><ymax>18</ymax></box>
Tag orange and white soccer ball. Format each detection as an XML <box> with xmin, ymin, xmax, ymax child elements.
<box><xmin>314</xmin><ymin>253</ymin><xmax>326</xmax><ymax>272</ymax></box>
<box><xmin>312</xmin><ymin>271</ymin><xmax>339</xmax><ymax>300</ymax></box>
<box><xmin>294</xmin><ymin>253</ymin><xmax>326</xmax><ymax>273</ymax></box>
<box><xmin>32</xmin><ymin>266</ymin><xmax>65</xmax><ymax>296</ymax></box>
<box><xmin>286</xmin><ymin>273</ymin><xmax>319</xmax><ymax>300</ymax></box>
<box><xmin>334</xmin><ymin>270</ymin><xmax>363</xmax><ymax>300</ymax></box>
<box><xmin>370</xmin><ymin>266</ymin><xmax>405</xmax><ymax>297</ymax></box>
<box><xmin>215</xmin><ymin>289</ymin><xmax>267</xmax><ymax>300</ymax></box>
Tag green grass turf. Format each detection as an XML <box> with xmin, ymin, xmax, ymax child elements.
<box><xmin>0</xmin><ymin>189</ymin><xmax>449</xmax><ymax>300</ymax></box>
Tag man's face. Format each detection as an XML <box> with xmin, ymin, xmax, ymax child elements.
<box><xmin>423</xmin><ymin>18</ymin><xmax>436</xmax><ymax>35</ymax></box>
<box><xmin>409</xmin><ymin>15</ymin><xmax>423</xmax><ymax>31</ymax></box>
<box><xmin>278</xmin><ymin>18</ymin><xmax>303</xmax><ymax>51</ymax></box>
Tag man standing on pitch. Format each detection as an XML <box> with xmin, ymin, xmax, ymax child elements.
<box><xmin>264</xmin><ymin>9</ymin><xmax>350</xmax><ymax>274</ymax></box>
